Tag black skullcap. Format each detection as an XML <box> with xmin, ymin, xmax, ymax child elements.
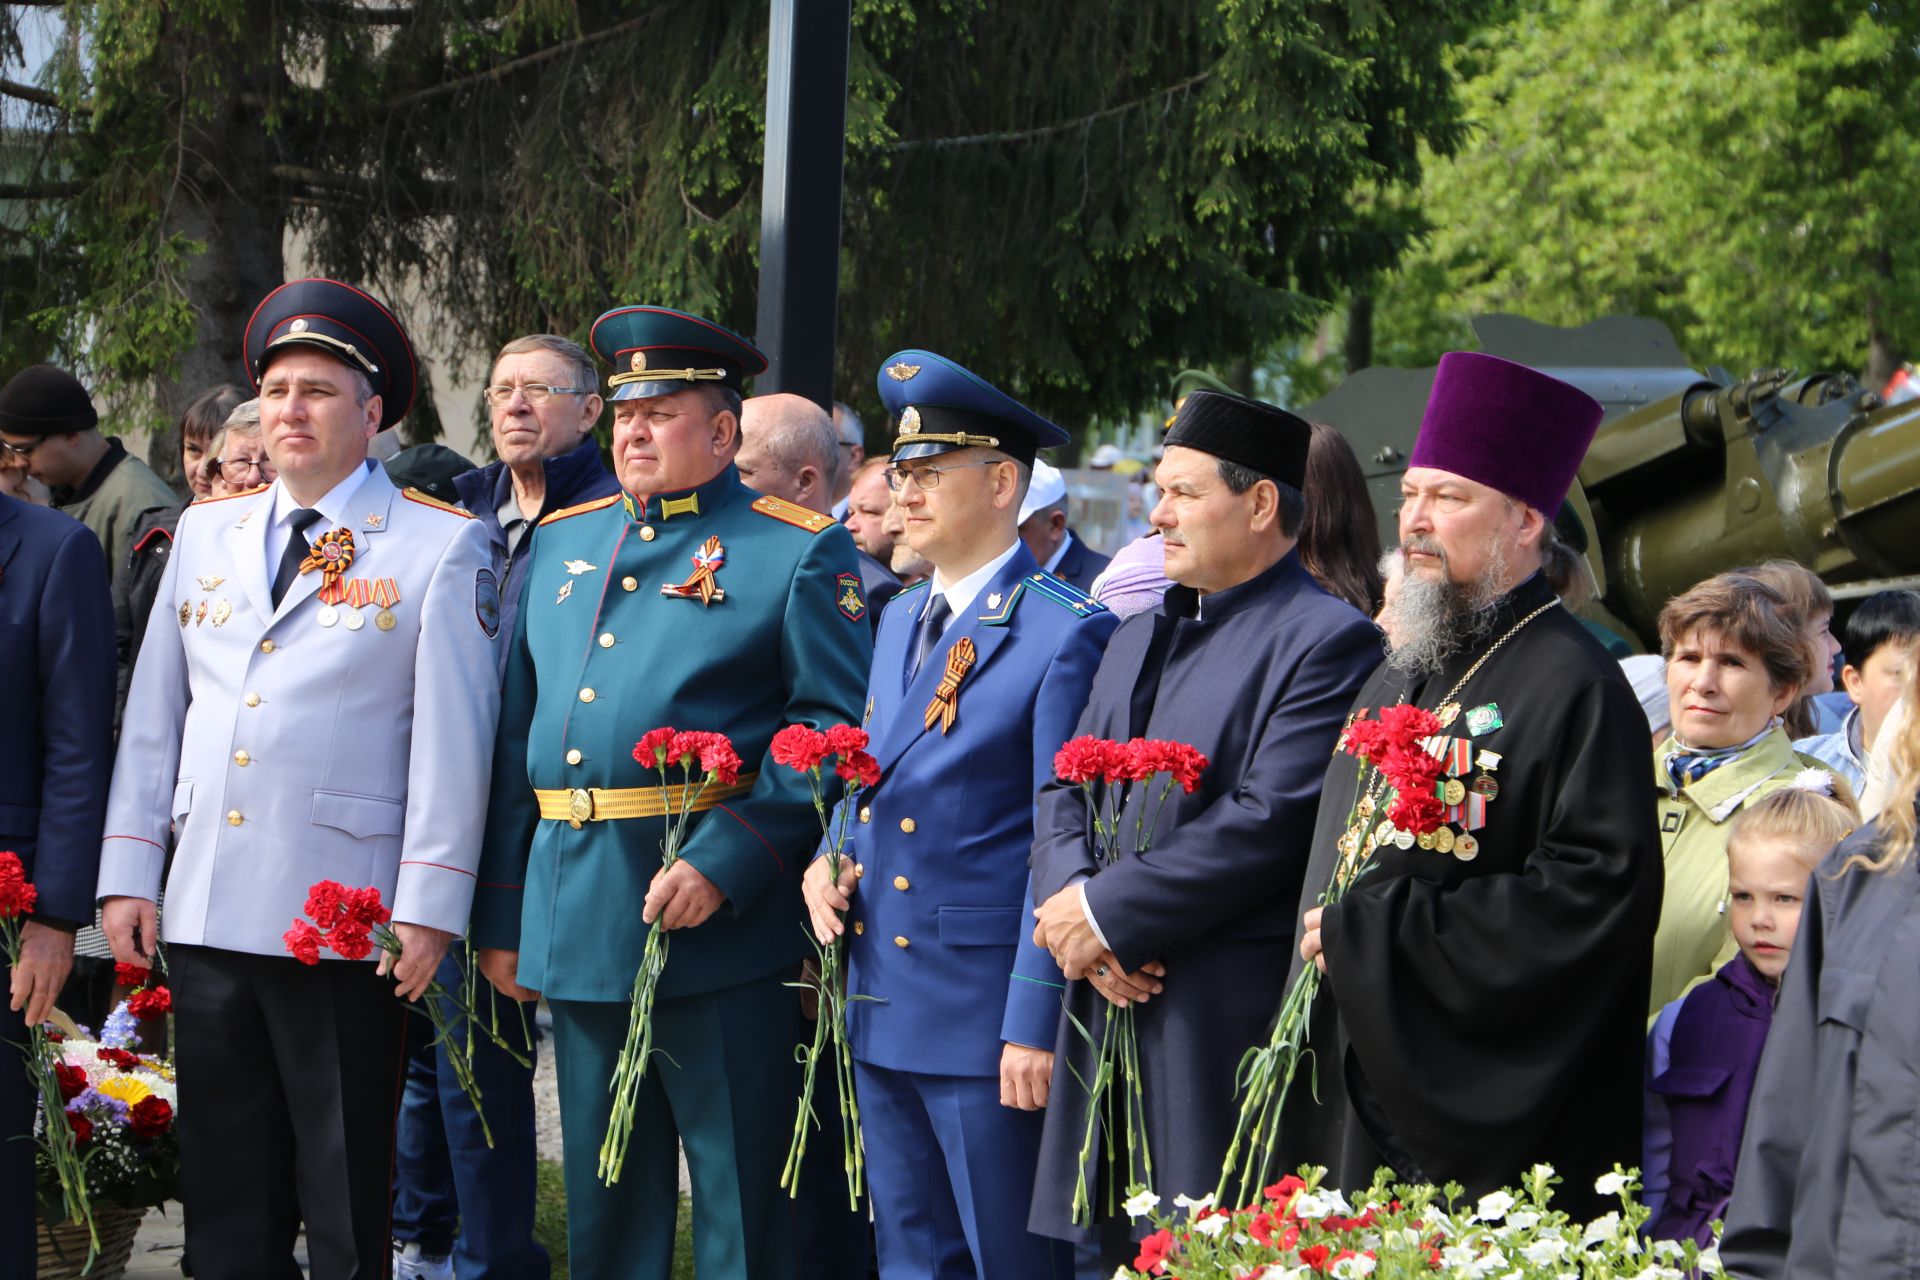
<box><xmin>0</xmin><ymin>365</ymin><xmax>97</xmax><ymax>437</ymax></box>
<box><xmin>1162</xmin><ymin>389</ymin><xmax>1310</xmax><ymax>490</ymax></box>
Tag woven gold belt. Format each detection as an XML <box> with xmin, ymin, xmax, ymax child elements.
<box><xmin>534</xmin><ymin>773</ymin><xmax>757</xmax><ymax>827</ymax></box>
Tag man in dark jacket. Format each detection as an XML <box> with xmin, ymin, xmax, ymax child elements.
<box><xmin>1018</xmin><ymin>459</ymin><xmax>1110</xmax><ymax>593</ymax></box>
<box><xmin>389</xmin><ymin>333</ymin><xmax>616</xmax><ymax>1280</ymax></box>
<box><xmin>0</xmin><ymin>493</ymin><xmax>115</xmax><ymax>1279</ymax></box>
<box><xmin>1027</xmin><ymin>392</ymin><xmax>1379</xmax><ymax>1261</ymax></box>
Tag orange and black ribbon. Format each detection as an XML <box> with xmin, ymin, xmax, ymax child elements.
<box><xmin>302</xmin><ymin>528</ymin><xmax>357</xmax><ymax>604</ymax></box>
<box><xmin>661</xmin><ymin>535</ymin><xmax>727</xmax><ymax>606</ymax></box>
<box><xmin>923</xmin><ymin>636</ymin><xmax>976</xmax><ymax>734</ymax></box>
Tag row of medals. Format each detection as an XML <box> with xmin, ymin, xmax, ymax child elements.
<box><xmin>177</xmin><ymin>598</ymin><xmax>396</xmax><ymax>631</ymax></box>
<box><xmin>1340</xmin><ymin>749</ymin><xmax>1503</xmax><ymax>864</ymax></box>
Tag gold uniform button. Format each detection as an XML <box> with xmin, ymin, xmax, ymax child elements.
<box><xmin>858</xmin><ymin>806</ymin><xmax>871</xmax><ymax>824</ymax></box>
<box><xmin>566</xmin><ymin>749</ymin><xmax>583</xmax><ymax>765</ymax></box>
<box><xmin>233</xmin><ymin>750</ymin><xmax>251</xmax><ymax>767</ymax></box>
<box><xmin>622</xmin><ymin>576</ymin><xmax>638</xmax><ymax>592</ymax></box>
<box><xmin>579</xmin><ymin>688</ymin><xmax>596</xmax><ymax>703</ymax></box>
<box><xmin>598</xmin><ymin>632</ymin><xmax>615</xmax><ymax>649</ymax></box>
<box><xmin>899</xmin><ymin>817</ymin><xmax>917</xmax><ymax>834</ymax></box>
<box><xmin>245</xmin><ymin>693</ymin><xmax>261</xmax><ymax>708</ymax></box>
<box><xmin>853</xmin><ymin>921</ymin><xmax>865</xmax><ymax>936</ymax></box>
<box><xmin>259</xmin><ymin>639</ymin><xmax>275</xmax><ymax>654</ymax></box>
<box><xmin>226</xmin><ymin>810</ymin><xmax>243</xmax><ymax>826</ymax></box>
<box><xmin>639</xmin><ymin>526</ymin><xmax>657</xmax><ymax>542</ymax></box>
<box><xmin>892</xmin><ymin>875</ymin><xmax>909</xmax><ymax>891</ymax></box>
<box><xmin>893</xmin><ymin>935</ymin><xmax>910</xmax><ymax>949</ymax></box>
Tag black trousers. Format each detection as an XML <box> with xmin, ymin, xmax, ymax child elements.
<box><xmin>1</xmin><ymin>972</ymin><xmax>34</xmax><ymax>1279</ymax></box>
<box><xmin>170</xmin><ymin>944</ymin><xmax>411</xmax><ymax>1280</ymax></box>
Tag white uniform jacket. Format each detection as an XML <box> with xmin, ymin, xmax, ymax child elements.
<box><xmin>97</xmin><ymin>463</ymin><xmax>501</xmax><ymax>956</ymax></box>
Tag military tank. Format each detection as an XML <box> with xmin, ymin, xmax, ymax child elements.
<box><xmin>1300</xmin><ymin>315</ymin><xmax>1920</xmax><ymax>648</ymax></box>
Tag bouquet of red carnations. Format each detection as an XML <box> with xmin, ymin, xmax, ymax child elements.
<box><xmin>772</xmin><ymin>722</ymin><xmax>882</xmax><ymax>1209</ymax></box>
<box><xmin>1216</xmin><ymin>704</ymin><xmax>1444</xmax><ymax>1207</ymax></box>
<box><xmin>599</xmin><ymin>727</ymin><xmax>742</xmax><ymax>1186</ymax></box>
<box><xmin>1053</xmin><ymin>735</ymin><xmax>1208</xmax><ymax>1226</ymax></box>
<box><xmin>285</xmin><ymin>879</ymin><xmax>530</xmax><ymax>1148</ymax></box>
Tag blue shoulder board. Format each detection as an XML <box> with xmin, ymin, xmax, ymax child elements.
<box><xmin>981</xmin><ymin>572</ymin><xmax>1108</xmax><ymax>626</ymax></box>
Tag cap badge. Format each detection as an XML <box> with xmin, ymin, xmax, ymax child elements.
<box><xmin>886</xmin><ymin>362</ymin><xmax>921</xmax><ymax>382</ymax></box>
<box><xmin>289</xmin><ymin>318</ymin><xmax>309</xmax><ymax>333</ymax></box>
<box><xmin>631</xmin><ymin>351</ymin><xmax>647</xmax><ymax>372</ymax></box>
<box><xmin>899</xmin><ymin>406</ymin><xmax>921</xmax><ymax>435</ymax></box>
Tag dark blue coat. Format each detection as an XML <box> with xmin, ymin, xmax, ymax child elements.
<box><xmin>0</xmin><ymin>493</ymin><xmax>115</xmax><ymax>925</ymax></box>
<box><xmin>451</xmin><ymin>435</ymin><xmax>619</xmax><ymax>669</ymax></box>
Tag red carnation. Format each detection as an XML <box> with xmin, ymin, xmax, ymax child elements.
<box><xmin>284</xmin><ymin>919</ymin><xmax>324</xmax><ymax>965</ymax></box>
<box><xmin>65</xmin><ymin>1114</ymin><xmax>92</xmax><ymax>1147</ymax></box>
<box><xmin>341</xmin><ymin>885</ymin><xmax>391</xmax><ymax>928</ymax></box>
<box><xmin>96</xmin><ymin>1048</ymin><xmax>142</xmax><ymax>1070</ymax></box>
<box><xmin>1382</xmin><ymin>743</ymin><xmax>1442</xmax><ymax>790</ymax></box>
<box><xmin>1133</xmin><ymin>739</ymin><xmax>1208</xmax><ymax>793</ymax></box>
<box><xmin>696</xmin><ymin>736</ymin><xmax>743</xmax><ymax>785</ymax></box>
<box><xmin>1377</xmin><ymin>703</ymin><xmax>1443</xmax><ymax>742</ymax></box>
<box><xmin>1054</xmin><ymin>735</ymin><xmax>1117</xmax><ymax>785</ymax></box>
<box><xmin>0</xmin><ymin>850</ymin><xmax>37</xmax><ymax>918</ymax></box>
<box><xmin>1339</xmin><ymin>717</ymin><xmax>1390</xmax><ymax>765</ymax></box>
<box><xmin>1132</xmin><ymin>1228</ymin><xmax>1175</xmax><ymax>1275</ymax></box>
<box><xmin>113</xmin><ymin>961</ymin><xmax>152</xmax><ymax>988</ymax></box>
<box><xmin>834</xmin><ymin>750</ymin><xmax>881</xmax><ymax>789</ymax></box>
<box><xmin>1387</xmin><ymin>787</ymin><xmax>1446</xmax><ymax>836</ymax></box>
<box><xmin>127</xmin><ymin>985</ymin><xmax>172</xmax><ymax>1019</ymax></box>
<box><xmin>633</xmin><ymin>726</ymin><xmax>677</xmax><ymax>769</ymax></box>
<box><xmin>54</xmin><ymin>1063</ymin><xmax>87</xmax><ymax>1102</ymax></box>
<box><xmin>823</xmin><ymin>724</ymin><xmax>869</xmax><ymax>757</ymax></box>
<box><xmin>128</xmin><ymin>1095</ymin><xmax>173</xmax><ymax>1139</ymax></box>
<box><xmin>771</xmin><ymin>724</ymin><xmax>830</xmax><ymax>771</ymax></box>
<box><xmin>328</xmin><ymin>918</ymin><xmax>375</xmax><ymax>961</ymax></box>
<box><xmin>304</xmin><ymin>880</ymin><xmax>347</xmax><ymax>928</ymax></box>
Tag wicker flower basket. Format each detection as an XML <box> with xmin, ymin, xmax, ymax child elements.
<box><xmin>34</xmin><ymin>1205</ymin><xmax>145</xmax><ymax>1280</ymax></box>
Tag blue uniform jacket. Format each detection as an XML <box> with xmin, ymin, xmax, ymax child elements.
<box><xmin>0</xmin><ymin>494</ymin><xmax>115</xmax><ymax>925</ymax></box>
<box><xmin>829</xmin><ymin>545</ymin><xmax>1118</xmax><ymax>1077</ymax></box>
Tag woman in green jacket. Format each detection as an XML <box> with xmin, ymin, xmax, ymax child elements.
<box><xmin>1649</xmin><ymin>571</ymin><xmax>1852</xmax><ymax>1015</ymax></box>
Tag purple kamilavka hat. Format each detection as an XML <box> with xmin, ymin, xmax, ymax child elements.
<box><xmin>1407</xmin><ymin>352</ymin><xmax>1604</xmax><ymax>515</ymax></box>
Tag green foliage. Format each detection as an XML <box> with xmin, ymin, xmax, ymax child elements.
<box><xmin>1</xmin><ymin>0</ymin><xmax>1471</xmax><ymax>442</ymax></box>
<box><xmin>1372</xmin><ymin>0</ymin><xmax>1920</xmax><ymax>379</ymax></box>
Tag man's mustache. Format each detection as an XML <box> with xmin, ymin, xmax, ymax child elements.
<box><xmin>1400</xmin><ymin>535</ymin><xmax>1446</xmax><ymax>563</ymax></box>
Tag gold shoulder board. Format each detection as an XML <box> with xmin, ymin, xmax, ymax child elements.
<box><xmin>401</xmin><ymin>488</ymin><xmax>476</xmax><ymax>519</ymax></box>
<box><xmin>751</xmin><ymin>494</ymin><xmax>836</xmax><ymax>533</ymax></box>
<box><xmin>538</xmin><ymin>493</ymin><xmax>623</xmax><ymax>526</ymax></box>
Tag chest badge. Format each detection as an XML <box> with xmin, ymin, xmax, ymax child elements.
<box><xmin>564</xmin><ymin>559</ymin><xmax>598</xmax><ymax>576</ymax></box>
<box><xmin>661</xmin><ymin>536</ymin><xmax>727</xmax><ymax>606</ymax></box>
<box><xmin>556</xmin><ymin>580</ymin><xmax>574</xmax><ymax>605</ymax></box>
<box><xmin>987</xmin><ymin>592</ymin><xmax>1002</xmax><ymax>611</ymax></box>
<box><xmin>1464</xmin><ymin>702</ymin><xmax>1504</xmax><ymax>736</ymax></box>
<box><xmin>196</xmin><ymin>575</ymin><xmax>226</xmax><ymax>592</ymax></box>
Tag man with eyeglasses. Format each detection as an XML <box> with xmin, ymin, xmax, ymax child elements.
<box><xmin>830</xmin><ymin>400</ymin><xmax>866</xmax><ymax>520</ymax></box>
<box><xmin>472</xmin><ymin>305</ymin><xmax>868</xmax><ymax>1280</ymax></box>
<box><xmin>801</xmin><ymin>350</ymin><xmax>1118</xmax><ymax>1280</ymax></box>
<box><xmin>0</xmin><ymin>364</ymin><xmax>178</xmax><ymax>584</ymax></box>
<box><xmin>384</xmin><ymin>334</ymin><xmax>614</xmax><ymax>1280</ymax></box>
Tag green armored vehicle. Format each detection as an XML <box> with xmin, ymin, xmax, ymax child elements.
<box><xmin>1300</xmin><ymin>315</ymin><xmax>1920</xmax><ymax>648</ymax></box>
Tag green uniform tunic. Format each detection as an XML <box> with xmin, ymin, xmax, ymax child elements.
<box><xmin>473</xmin><ymin>463</ymin><xmax>869</xmax><ymax>1280</ymax></box>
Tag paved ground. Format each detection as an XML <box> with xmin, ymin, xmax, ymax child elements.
<box><xmin>119</xmin><ymin>1011</ymin><xmax>700</xmax><ymax>1278</ymax></box>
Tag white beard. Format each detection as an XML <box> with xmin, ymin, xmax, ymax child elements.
<box><xmin>1383</xmin><ymin>535</ymin><xmax>1513</xmax><ymax>676</ymax></box>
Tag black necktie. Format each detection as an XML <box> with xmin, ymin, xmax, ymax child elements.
<box><xmin>911</xmin><ymin>594</ymin><xmax>952</xmax><ymax>681</ymax></box>
<box><xmin>271</xmin><ymin>508</ymin><xmax>323</xmax><ymax>608</ymax></box>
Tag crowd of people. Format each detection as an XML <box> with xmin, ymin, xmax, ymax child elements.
<box><xmin>1</xmin><ymin>276</ymin><xmax>1916</xmax><ymax>1280</ymax></box>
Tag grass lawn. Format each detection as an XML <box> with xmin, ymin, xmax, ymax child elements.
<box><xmin>534</xmin><ymin>1158</ymin><xmax>697</xmax><ymax>1278</ymax></box>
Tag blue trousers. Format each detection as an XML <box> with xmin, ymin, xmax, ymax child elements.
<box><xmin>391</xmin><ymin>949</ymin><xmax>550</xmax><ymax>1279</ymax></box>
<box><xmin>856</xmin><ymin>1059</ymin><xmax>1075</xmax><ymax>1280</ymax></box>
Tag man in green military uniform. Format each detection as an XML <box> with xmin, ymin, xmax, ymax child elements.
<box><xmin>473</xmin><ymin>306</ymin><xmax>871</xmax><ymax>1280</ymax></box>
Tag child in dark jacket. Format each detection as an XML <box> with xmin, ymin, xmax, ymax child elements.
<box><xmin>1642</xmin><ymin>782</ymin><xmax>1859</xmax><ymax>1247</ymax></box>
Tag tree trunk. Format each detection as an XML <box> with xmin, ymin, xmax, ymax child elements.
<box><xmin>1865</xmin><ymin>249</ymin><xmax>1902</xmax><ymax>392</ymax></box>
<box><xmin>145</xmin><ymin>20</ymin><xmax>284</xmax><ymax>485</ymax></box>
<box><xmin>1344</xmin><ymin>292</ymin><xmax>1374</xmax><ymax>373</ymax></box>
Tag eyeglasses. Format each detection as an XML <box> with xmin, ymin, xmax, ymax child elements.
<box><xmin>0</xmin><ymin>437</ymin><xmax>47</xmax><ymax>461</ymax></box>
<box><xmin>885</xmin><ymin>460</ymin><xmax>999</xmax><ymax>492</ymax></box>
<box><xmin>215</xmin><ymin>455</ymin><xmax>277</xmax><ymax>482</ymax></box>
<box><xmin>483</xmin><ymin>383</ymin><xmax>594</xmax><ymax>407</ymax></box>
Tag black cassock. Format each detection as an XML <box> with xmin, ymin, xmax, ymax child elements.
<box><xmin>1027</xmin><ymin>552</ymin><xmax>1381</xmax><ymax>1242</ymax></box>
<box><xmin>1277</xmin><ymin>572</ymin><xmax>1662</xmax><ymax>1224</ymax></box>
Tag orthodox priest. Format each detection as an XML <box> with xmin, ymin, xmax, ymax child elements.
<box><xmin>1027</xmin><ymin>391</ymin><xmax>1381</xmax><ymax>1255</ymax></box>
<box><xmin>1284</xmin><ymin>352</ymin><xmax>1662</xmax><ymax>1222</ymax></box>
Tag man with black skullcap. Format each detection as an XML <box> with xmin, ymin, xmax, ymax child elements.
<box><xmin>1027</xmin><ymin>389</ymin><xmax>1381</xmax><ymax>1259</ymax></box>
<box><xmin>0</xmin><ymin>365</ymin><xmax>177</xmax><ymax>582</ymax></box>
<box><xmin>98</xmin><ymin>278</ymin><xmax>500</xmax><ymax>1280</ymax></box>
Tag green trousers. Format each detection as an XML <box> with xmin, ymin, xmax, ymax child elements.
<box><xmin>549</xmin><ymin>973</ymin><xmax>801</xmax><ymax>1280</ymax></box>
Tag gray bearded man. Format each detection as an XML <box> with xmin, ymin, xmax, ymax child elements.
<box><xmin>1281</xmin><ymin>352</ymin><xmax>1663</xmax><ymax>1223</ymax></box>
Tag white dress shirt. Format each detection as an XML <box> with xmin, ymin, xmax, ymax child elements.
<box><xmin>267</xmin><ymin>461</ymin><xmax>375</xmax><ymax>570</ymax></box>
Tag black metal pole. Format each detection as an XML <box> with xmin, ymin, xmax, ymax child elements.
<box><xmin>754</xmin><ymin>0</ymin><xmax>852</xmax><ymax>409</ymax></box>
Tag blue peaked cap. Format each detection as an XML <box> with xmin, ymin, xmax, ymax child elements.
<box><xmin>876</xmin><ymin>349</ymin><xmax>1068</xmax><ymax>467</ymax></box>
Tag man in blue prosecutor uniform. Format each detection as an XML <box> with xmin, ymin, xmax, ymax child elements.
<box><xmin>803</xmin><ymin>351</ymin><xmax>1119</xmax><ymax>1280</ymax></box>
<box><xmin>0</xmin><ymin>493</ymin><xmax>115</xmax><ymax>1280</ymax></box>
<box><xmin>471</xmin><ymin>307</ymin><xmax>870</xmax><ymax>1280</ymax></box>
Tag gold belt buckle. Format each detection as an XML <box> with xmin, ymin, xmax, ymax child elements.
<box><xmin>567</xmin><ymin>788</ymin><xmax>595</xmax><ymax>827</ymax></box>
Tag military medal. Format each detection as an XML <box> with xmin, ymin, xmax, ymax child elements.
<box><xmin>1434</xmin><ymin>826</ymin><xmax>1456</xmax><ymax>855</ymax></box>
<box><xmin>343</xmin><ymin>607</ymin><xmax>366</xmax><ymax>631</ymax></box>
<box><xmin>340</xmin><ymin>577</ymin><xmax>369</xmax><ymax>630</ymax></box>
<box><xmin>372</xmin><ymin>577</ymin><xmax>399</xmax><ymax>631</ymax></box>
<box><xmin>1472</xmin><ymin>749</ymin><xmax>1502</xmax><ymax>800</ymax></box>
<box><xmin>179</xmin><ymin>601</ymin><xmax>191</xmax><ymax>627</ymax></box>
<box><xmin>661</xmin><ymin>536</ymin><xmax>727</xmax><ymax>606</ymax></box>
<box><xmin>1356</xmin><ymin>793</ymin><xmax>1375</xmax><ymax>821</ymax></box>
<box><xmin>1442</xmin><ymin>777</ymin><xmax>1468</xmax><ymax>806</ymax></box>
<box><xmin>317</xmin><ymin>605</ymin><xmax>339</xmax><ymax>628</ymax></box>
<box><xmin>1464</xmin><ymin>702</ymin><xmax>1504</xmax><ymax>736</ymax></box>
<box><xmin>1453</xmin><ymin>833</ymin><xmax>1479</xmax><ymax>861</ymax></box>
<box><xmin>923</xmin><ymin>636</ymin><xmax>976</xmax><ymax>734</ymax></box>
<box><xmin>1393</xmin><ymin>828</ymin><xmax>1415</xmax><ymax>850</ymax></box>
<box><xmin>1417</xmin><ymin>830</ymin><xmax>1437</xmax><ymax>851</ymax></box>
<box><xmin>1435</xmin><ymin>701</ymin><xmax>1462</xmax><ymax>727</ymax></box>
<box><xmin>212</xmin><ymin>599</ymin><xmax>233</xmax><ymax>627</ymax></box>
<box><xmin>194</xmin><ymin>600</ymin><xmax>208</xmax><ymax>626</ymax></box>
